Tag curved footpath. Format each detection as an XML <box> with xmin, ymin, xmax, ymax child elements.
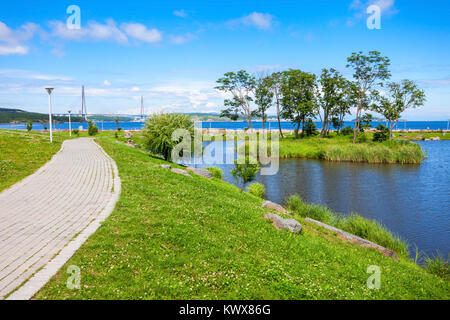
<box><xmin>0</xmin><ymin>138</ymin><xmax>121</xmax><ymax>300</ymax></box>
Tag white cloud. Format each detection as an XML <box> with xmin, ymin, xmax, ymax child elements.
<box><xmin>103</xmin><ymin>80</ymin><xmax>111</xmax><ymax>86</ymax></box>
<box><xmin>0</xmin><ymin>44</ymin><xmax>28</xmax><ymax>55</ymax></box>
<box><xmin>49</xmin><ymin>19</ymin><xmax>127</xmax><ymax>44</ymax></box>
<box><xmin>173</xmin><ymin>9</ymin><xmax>188</xmax><ymax>18</ymax></box>
<box><xmin>228</xmin><ymin>12</ymin><xmax>275</xmax><ymax>31</ymax></box>
<box><xmin>0</xmin><ymin>21</ymin><xmax>40</xmax><ymax>55</ymax></box>
<box><xmin>169</xmin><ymin>33</ymin><xmax>197</xmax><ymax>44</ymax></box>
<box><xmin>121</xmin><ymin>23</ymin><xmax>162</xmax><ymax>43</ymax></box>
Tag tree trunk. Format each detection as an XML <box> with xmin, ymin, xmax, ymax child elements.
<box><xmin>301</xmin><ymin>118</ymin><xmax>305</xmax><ymax>137</ymax></box>
<box><xmin>262</xmin><ymin>111</ymin><xmax>265</xmax><ymax>130</ymax></box>
<box><xmin>275</xmin><ymin>91</ymin><xmax>284</xmax><ymax>138</ymax></box>
<box><xmin>294</xmin><ymin>122</ymin><xmax>300</xmax><ymax>139</ymax></box>
<box><xmin>321</xmin><ymin>113</ymin><xmax>328</xmax><ymax>138</ymax></box>
<box><xmin>389</xmin><ymin>120</ymin><xmax>393</xmax><ymax>139</ymax></box>
<box><xmin>353</xmin><ymin>107</ymin><xmax>361</xmax><ymax>144</ymax></box>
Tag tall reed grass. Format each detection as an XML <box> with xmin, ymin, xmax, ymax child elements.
<box><xmin>286</xmin><ymin>195</ymin><xmax>410</xmax><ymax>258</ymax></box>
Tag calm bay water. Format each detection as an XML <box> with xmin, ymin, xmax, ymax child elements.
<box><xmin>193</xmin><ymin>140</ymin><xmax>449</xmax><ymax>258</ymax></box>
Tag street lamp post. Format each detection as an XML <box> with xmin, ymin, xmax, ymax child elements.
<box><xmin>45</xmin><ymin>87</ymin><xmax>54</xmax><ymax>143</ymax></box>
<box><xmin>68</xmin><ymin>110</ymin><xmax>72</xmax><ymax>136</ymax></box>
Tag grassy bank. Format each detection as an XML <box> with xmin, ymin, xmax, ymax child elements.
<box><xmin>286</xmin><ymin>195</ymin><xmax>409</xmax><ymax>258</ymax></box>
<box><xmin>0</xmin><ymin>130</ymin><xmax>68</xmax><ymax>192</ymax></box>
<box><xmin>33</xmin><ymin>134</ymin><xmax>448</xmax><ymax>299</ymax></box>
<box><xmin>278</xmin><ymin>134</ymin><xmax>425</xmax><ymax>164</ymax></box>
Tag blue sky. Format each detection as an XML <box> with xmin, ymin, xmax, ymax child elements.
<box><xmin>0</xmin><ymin>0</ymin><xmax>449</xmax><ymax>120</ymax></box>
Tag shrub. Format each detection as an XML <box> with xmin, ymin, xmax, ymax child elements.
<box><xmin>340</xmin><ymin>126</ymin><xmax>353</xmax><ymax>136</ymax></box>
<box><xmin>304</xmin><ymin>119</ymin><xmax>318</xmax><ymax>136</ymax></box>
<box><xmin>72</xmin><ymin>129</ymin><xmax>80</xmax><ymax>136</ymax></box>
<box><xmin>231</xmin><ymin>158</ymin><xmax>259</xmax><ymax>192</ymax></box>
<box><xmin>87</xmin><ymin>120</ymin><xmax>98</xmax><ymax>136</ymax></box>
<box><xmin>247</xmin><ymin>183</ymin><xmax>265</xmax><ymax>198</ymax></box>
<box><xmin>206</xmin><ymin>166</ymin><xmax>223</xmax><ymax>180</ymax></box>
<box><xmin>142</xmin><ymin>113</ymin><xmax>193</xmax><ymax>161</ymax></box>
<box><xmin>356</xmin><ymin>132</ymin><xmax>369</xmax><ymax>143</ymax></box>
<box><xmin>26</xmin><ymin>121</ymin><xmax>32</xmax><ymax>132</ymax></box>
<box><xmin>373</xmin><ymin>124</ymin><xmax>390</xmax><ymax>142</ymax></box>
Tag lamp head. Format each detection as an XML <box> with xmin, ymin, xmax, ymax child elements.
<box><xmin>68</xmin><ymin>110</ymin><xmax>72</xmax><ymax>114</ymax></box>
<box><xmin>45</xmin><ymin>87</ymin><xmax>54</xmax><ymax>95</ymax></box>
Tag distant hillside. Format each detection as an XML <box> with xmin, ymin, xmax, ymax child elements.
<box><xmin>0</xmin><ymin>107</ymin><xmax>84</xmax><ymax>123</ymax></box>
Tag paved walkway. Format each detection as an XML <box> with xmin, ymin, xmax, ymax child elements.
<box><xmin>0</xmin><ymin>138</ymin><xmax>120</xmax><ymax>300</ymax></box>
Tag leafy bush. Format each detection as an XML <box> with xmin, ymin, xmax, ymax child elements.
<box><xmin>26</xmin><ymin>121</ymin><xmax>32</xmax><ymax>132</ymax></box>
<box><xmin>87</xmin><ymin>121</ymin><xmax>98</xmax><ymax>136</ymax></box>
<box><xmin>340</xmin><ymin>126</ymin><xmax>353</xmax><ymax>136</ymax></box>
<box><xmin>247</xmin><ymin>183</ymin><xmax>265</xmax><ymax>198</ymax></box>
<box><xmin>72</xmin><ymin>129</ymin><xmax>79</xmax><ymax>136</ymax></box>
<box><xmin>142</xmin><ymin>113</ymin><xmax>193</xmax><ymax>161</ymax></box>
<box><xmin>206</xmin><ymin>166</ymin><xmax>223</xmax><ymax>180</ymax></box>
<box><xmin>304</xmin><ymin>119</ymin><xmax>318</xmax><ymax>136</ymax></box>
<box><xmin>231</xmin><ymin>158</ymin><xmax>259</xmax><ymax>192</ymax></box>
<box><xmin>373</xmin><ymin>124</ymin><xmax>390</xmax><ymax>142</ymax></box>
<box><xmin>356</xmin><ymin>132</ymin><xmax>369</xmax><ymax>143</ymax></box>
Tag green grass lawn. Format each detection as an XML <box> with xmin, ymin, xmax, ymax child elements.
<box><xmin>0</xmin><ymin>130</ymin><xmax>69</xmax><ymax>192</ymax></box>
<box><xmin>33</xmin><ymin>134</ymin><xmax>448</xmax><ymax>299</ymax></box>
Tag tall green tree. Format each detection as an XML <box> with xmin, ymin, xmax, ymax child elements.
<box><xmin>142</xmin><ymin>113</ymin><xmax>194</xmax><ymax>161</ymax></box>
<box><xmin>252</xmin><ymin>75</ymin><xmax>274</xmax><ymax>130</ymax></box>
<box><xmin>280</xmin><ymin>69</ymin><xmax>318</xmax><ymax>139</ymax></box>
<box><xmin>374</xmin><ymin>80</ymin><xmax>426</xmax><ymax>138</ymax></box>
<box><xmin>346</xmin><ymin>51</ymin><xmax>391</xmax><ymax>143</ymax></box>
<box><xmin>317</xmin><ymin>68</ymin><xmax>348</xmax><ymax>137</ymax></box>
<box><xmin>215</xmin><ymin>70</ymin><xmax>256</xmax><ymax>130</ymax></box>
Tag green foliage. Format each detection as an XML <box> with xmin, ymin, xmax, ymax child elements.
<box><xmin>373</xmin><ymin>80</ymin><xmax>426</xmax><ymax>137</ymax></box>
<box><xmin>359</xmin><ymin>113</ymin><xmax>373</xmax><ymax>132</ymax></box>
<box><xmin>72</xmin><ymin>129</ymin><xmax>80</xmax><ymax>136</ymax></box>
<box><xmin>340</xmin><ymin>126</ymin><xmax>354</xmax><ymax>136</ymax></box>
<box><xmin>252</xmin><ymin>76</ymin><xmax>274</xmax><ymax>129</ymax></box>
<box><xmin>286</xmin><ymin>195</ymin><xmax>409</xmax><ymax>257</ymax></box>
<box><xmin>346</xmin><ymin>51</ymin><xmax>391</xmax><ymax>143</ymax></box>
<box><xmin>424</xmin><ymin>253</ymin><xmax>449</xmax><ymax>280</ymax></box>
<box><xmin>373</xmin><ymin>124</ymin><xmax>390</xmax><ymax>142</ymax></box>
<box><xmin>206</xmin><ymin>166</ymin><xmax>223</xmax><ymax>180</ymax></box>
<box><xmin>280</xmin><ymin>69</ymin><xmax>317</xmax><ymax>139</ymax></box>
<box><xmin>304</xmin><ymin>119</ymin><xmax>318</xmax><ymax>136</ymax></box>
<box><xmin>230</xmin><ymin>158</ymin><xmax>259</xmax><ymax>192</ymax></box>
<box><xmin>356</xmin><ymin>132</ymin><xmax>369</xmax><ymax>143</ymax></box>
<box><xmin>216</xmin><ymin>70</ymin><xmax>256</xmax><ymax>128</ymax></box>
<box><xmin>247</xmin><ymin>182</ymin><xmax>265</xmax><ymax>198</ymax></box>
<box><xmin>87</xmin><ymin>120</ymin><xmax>98</xmax><ymax>136</ymax></box>
<box><xmin>26</xmin><ymin>121</ymin><xmax>32</xmax><ymax>132</ymax></box>
<box><xmin>142</xmin><ymin>113</ymin><xmax>193</xmax><ymax>161</ymax></box>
